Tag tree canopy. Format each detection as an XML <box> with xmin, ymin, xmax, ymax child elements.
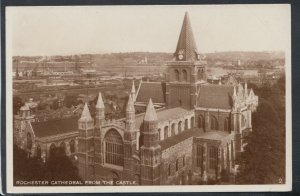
<box><xmin>236</xmin><ymin>76</ymin><xmax>285</xmax><ymax>184</ymax></box>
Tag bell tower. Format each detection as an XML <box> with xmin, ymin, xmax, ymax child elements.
<box><xmin>165</xmin><ymin>12</ymin><xmax>207</xmax><ymax>109</ymax></box>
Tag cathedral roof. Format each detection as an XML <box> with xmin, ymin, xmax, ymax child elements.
<box><xmin>135</xmin><ymin>81</ymin><xmax>166</xmax><ymax>104</ymax></box>
<box><xmin>197</xmin><ymin>84</ymin><xmax>234</xmax><ymax>109</ymax></box>
<box><xmin>96</xmin><ymin>92</ymin><xmax>104</xmax><ymax>109</ymax></box>
<box><xmin>31</xmin><ymin>117</ymin><xmax>78</xmax><ymax>138</ymax></box>
<box><xmin>174</xmin><ymin>12</ymin><xmax>199</xmax><ymax>61</ymax></box>
<box><xmin>79</xmin><ymin>103</ymin><xmax>93</xmax><ymax>121</ymax></box>
<box><xmin>126</xmin><ymin>94</ymin><xmax>135</xmax><ymax>112</ymax></box>
<box><xmin>144</xmin><ymin>98</ymin><xmax>158</xmax><ymax>122</ymax></box>
<box><xmin>135</xmin><ymin>107</ymin><xmax>190</xmax><ymax>129</ymax></box>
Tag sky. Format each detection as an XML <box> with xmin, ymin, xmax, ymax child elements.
<box><xmin>6</xmin><ymin>5</ymin><xmax>291</xmax><ymax>56</ymax></box>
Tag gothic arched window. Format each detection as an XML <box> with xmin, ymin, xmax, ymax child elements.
<box><xmin>158</xmin><ymin>128</ymin><xmax>161</xmax><ymax>141</ymax></box>
<box><xmin>182</xmin><ymin>69</ymin><xmax>187</xmax><ymax>82</ymax></box>
<box><xmin>185</xmin><ymin>119</ymin><xmax>188</xmax><ymax>130</ymax></box>
<box><xmin>210</xmin><ymin>115</ymin><xmax>219</xmax><ymax>130</ymax></box>
<box><xmin>198</xmin><ymin>115</ymin><xmax>204</xmax><ymax>129</ymax></box>
<box><xmin>174</xmin><ymin>69</ymin><xmax>180</xmax><ymax>81</ymax></box>
<box><xmin>224</xmin><ymin>117</ymin><xmax>230</xmax><ymax>133</ymax></box>
<box><xmin>36</xmin><ymin>145</ymin><xmax>41</xmax><ymax>158</ymax></box>
<box><xmin>70</xmin><ymin>140</ymin><xmax>75</xmax><ymax>153</ymax></box>
<box><xmin>171</xmin><ymin>123</ymin><xmax>175</xmax><ymax>136</ymax></box>
<box><xmin>178</xmin><ymin>121</ymin><xmax>182</xmax><ymax>133</ymax></box>
<box><xmin>164</xmin><ymin>126</ymin><xmax>169</xmax><ymax>139</ymax></box>
<box><xmin>27</xmin><ymin>132</ymin><xmax>32</xmax><ymax>150</ymax></box>
<box><xmin>105</xmin><ymin>129</ymin><xmax>123</xmax><ymax>166</ymax></box>
<box><xmin>209</xmin><ymin>146</ymin><xmax>218</xmax><ymax>170</ymax></box>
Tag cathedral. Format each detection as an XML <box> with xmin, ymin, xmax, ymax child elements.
<box><xmin>14</xmin><ymin>12</ymin><xmax>258</xmax><ymax>185</ymax></box>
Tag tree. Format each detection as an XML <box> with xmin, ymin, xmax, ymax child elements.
<box><xmin>13</xmin><ymin>145</ymin><xmax>81</xmax><ymax>184</ymax></box>
<box><xmin>64</xmin><ymin>95</ymin><xmax>79</xmax><ymax>108</ymax></box>
<box><xmin>236</xmin><ymin>77</ymin><xmax>285</xmax><ymax>184</ymax></box>
<box><xmin>13</xmin><ymin>96</ymin><xmax>24</xmax><ymax>114</ymax></box>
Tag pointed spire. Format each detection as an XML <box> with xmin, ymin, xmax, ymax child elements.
<box><xmin>131</xmin><ymin>80</ymin><xmax>136</xmax><ymax>94</ymax></box>
<box><xmin>80</xmin><ymin>103</ymin><xmax>92</xmax><ymax>121</ymax></box>
<box><xmin>130</xmin><ymin>80</ymin><xmax>136</xmax><ymax>102</ymax></box>
<box><xmin>144</xmin><ymin>98</ymin><xmax>157</xmax><ymax>121</ymax></box>
<box><xmin>233</xmin><ymin>86</ymin><xmax>237</xmax><ymax>98</ymax></box>
<box><xmin>174</xmin><ymin>12</ymin><xmax>199</xmax><ymax>61</ymax></box>
<box><xmin>96</xmin><ymin>92</ymin><xmax>104</xmax><ymax>109</ymax></box>
<box><xmin>126</xmin><ymin>94</ymin><xmax>135</xmax><ymax>112</ymax></box>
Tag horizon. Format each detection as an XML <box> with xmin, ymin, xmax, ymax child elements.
<box><xmin>7</xmin><ymin>5</ymin><xmax>290</xmax><ymax>56</ymax></box>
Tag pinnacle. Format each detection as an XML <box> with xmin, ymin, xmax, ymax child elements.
<box><xmin>96</xmin><ymin>92</ymin><xmax>104</xmax><ymax>109</ymax></box>
<box><xmin>80</xmin><ymin>103</ymin><xmax>92</xmax><ymax>121</ymax></box>
<box><xmin>126</xmin><ymin>94</ymin><xmax>135</xmax><ymax>112</ymax></box>
<box><xmin>131</xmin><ymin>80</ymin><xmax>136</xmax><ymax>93</ymax></box>
<box><xmin>144</xmin><ymin>98</ymin><xmax>158</xmax><ymax>121</ymax></box>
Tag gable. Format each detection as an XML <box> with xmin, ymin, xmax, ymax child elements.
<box><xmin>197</xmin><ymin>84</ymin><xmax>234</xmax><ymax>109</ymax></box>
<box><xmin>136</xmin><ymin>81</ymin><xmax>166</xmax><ymax>104</ymax></box>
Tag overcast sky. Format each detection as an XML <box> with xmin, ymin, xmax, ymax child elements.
<box><xmin>6</xmin><ymin>5</ymin><xmax>290</xmax><ymax>56</ymax></box>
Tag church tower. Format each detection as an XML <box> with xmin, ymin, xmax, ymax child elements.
<box><xmin>77</xmin><ymin>103</ymin><xmax>95</xmax><ymax>180</ymax></box>
<box><xmin>123</xmin><ymin>94</ymin><xmax>137</xmax><ymax>180</ymax></box>
<box><xmin>140</xmin><ymin>99</ymin><xmax>161</xmax><ymax>185</ymax></box>
<box><xmin>94</xmin><ymin>92</ymin><xmax>105</xmax><ymax>165</ymax></box>
<box><xmin>166</xmin><ymin>12</ymin><xmax>207</xmax><ymax>109</ymax></box>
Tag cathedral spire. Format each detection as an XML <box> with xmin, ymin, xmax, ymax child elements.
<box><xmin>96</xmin><ymin>92</ymin><xmax>104</xmax><ymax>109</ymax></box>
<box><xmin>144</xmin><ymin>98</ymin><xmax>157</xmax><ymax>122</ymax></box>
<box><xmin>79</xmin><ymin>103</ymin><xmax>93</xmax><ymax>121</ymax></box>
<box><xmin>174</xmin><ymin>12</ymin><xmax>200</xmax><ymax>61</ymax></box>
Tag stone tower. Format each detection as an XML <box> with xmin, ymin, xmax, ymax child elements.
<box><xmin>166</xmin><ymin>12</ymin><xmax>207</xmax><ymax>109</ymax></box>
<box><xmin>77</xmin><ymin>103</ymin><xmax>95</xmax><ymax>180</ymax></box>
<box><xmin>14</xmin><ymin>105</ymin><xmax>35</xmax><ymax>147</ymax></box>
<box><xmin>94</xmin><ymin>92</ymin><xmax>105</xmax><ymax>165</ymax></box>
<box><xmin>123</xmin><ymin>94</ymin><xmax>137</xmax><ymax>180</ymax></box>
<box><xmin>140</xmin><ymin>99</ymin><xmax>161</xmax><ymax>185</ymax></box>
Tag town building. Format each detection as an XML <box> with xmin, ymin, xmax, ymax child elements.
<box><xmin>13</xmin><ymin>12</ymin><xmax>258</xmax><ymax>184</ymax></box>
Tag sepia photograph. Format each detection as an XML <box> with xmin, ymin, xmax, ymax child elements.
<box><xmin>5</xmin><ymin>4</ymin><xmax>291</xmax><ymax>193</ymax></box>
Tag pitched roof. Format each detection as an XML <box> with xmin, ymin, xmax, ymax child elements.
<box><xmin>144</xmin><ymin>99</ymin><xmax>158</xmax><ymax>121</ymax></box>
<box><xmin>197</xmin><ymin>84</ymin><xmax>234</xmax><ymax>109</ymax></box>
<box><xmin>136</xmin><ymin>81</ymin><xmax>166</xmax><ymax>104</ymax></box>
<box><xmin>79</xmin><ymin>103</ymin><xmax>93</xmax><ymax>121</ymax></box>
<box><xmin>96</xmin><ymin>92</ymin><xmax>104</xmax><ymax>109</ymax></box>
<box><xmin>174</xmin><ymin>12</ymin><xmax>199</xmax><ymax>61</ymax></box>
<box><xmin>134</xmin><ymin>107</ymin><xmax>190</xmax><ymax>129</ymax></box>
<box><xmin>31</xmin><ymin>117</ymin><xmax>78</xmax><ymax>138</ymax></box>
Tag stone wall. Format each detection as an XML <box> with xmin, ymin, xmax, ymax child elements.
<box><xmin>160</xmin><ymin>137</ymin><xmax>194</xmax><ymax>185</ymax></box>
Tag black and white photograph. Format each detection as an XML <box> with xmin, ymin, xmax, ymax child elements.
<box><xmin>5</xmin><ymin>4</ymin><xmax>291</xmax><ymax>193</ymax></box>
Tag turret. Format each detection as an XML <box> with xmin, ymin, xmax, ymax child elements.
<box><xmin>94</xmin><ymin>92</ymin><xmax>105</xmax><ymax>165</ymax></box>
<box><xmin>126</xmin><ymin>94</ymin><xmax>135</xmax><ymax>131</ymax></box>
<box><xmin>77</xmin><ymin>103</ymin><xmax>95</xmax><ymax>180</ymax></box>
<box><xmin>140</xmin><ymin>99</ymin><xmax>161</xmax><ymax>185</ymax></box>
<box><xmin>95</xmin><ymin>92</ymin><xmax>105</xmax><ymax>129</ymax></box>
<box><xmin>123</xmin><ymin>94</ymin><xmax>137</xmax><ymax>180</ymax></box>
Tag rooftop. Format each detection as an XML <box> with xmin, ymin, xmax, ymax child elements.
<box><xmin>31</xmin><ymin>117</ymin><xmax>78</xmax><ymax>138</ymax></box>
<box><xmin>136</xmin><ymin>81</ymin><xmax>166</xmax><ymax>104</ymax></box>
<box><xmin>197</xmin><ymin>84</ymin><xmax>234</xmax><ymax>109</ymax></box>
<box><xmin>135</xmin><ymin>107</ymin><xmax>190</xmax><ymax>129</ymax></box>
